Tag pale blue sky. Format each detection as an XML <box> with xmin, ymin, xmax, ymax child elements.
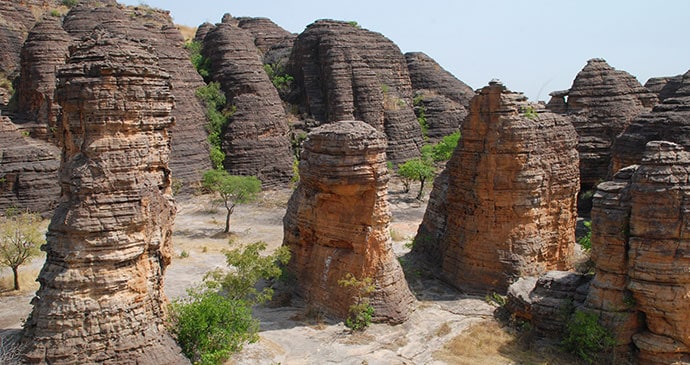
<box><xmin>121</xmin><ymin>0</ymin><xmax>689</xmax><ymax>101</ymax></box>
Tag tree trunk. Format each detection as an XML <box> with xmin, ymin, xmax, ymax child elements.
<box><xmin>224</xmin><ymin>203</ymin><xmax>235</xmax><ymax>233</ymax></box>
<box><xmin>12</xmin><ymin>266</ymin><xmax>19</xmax><ymax>291</ymax></box>
<box><xmin>416</xmin><ymin>178</ymin><xmax>426</xmax><ymax>200</ymax></box>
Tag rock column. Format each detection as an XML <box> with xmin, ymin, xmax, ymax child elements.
<box><xmin>283</xmin><ymin>121</ymin><xmax>414</xmax><ymax>323</ymax></box>
<box><xmin>21</xmin><ymin>32</ymin><xmax>187</xmax><ymax>364</ymax></box>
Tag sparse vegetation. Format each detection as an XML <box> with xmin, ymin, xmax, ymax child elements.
<box><xmin>397</xmin><ymin>158</ymin><xmax>435</xmax><ymax>199</ymax></box>
<box><xmin>485</xmin><ymin>292</ymin><xmax>507</xmax><ymax>307</ymax></box>
<box><xmin>179</xmin><ymin>250</ymin><xmax>190</xmax><ymax>258</ymax></box>
<box><xmin>196</xmin><ymin>82</ymin><xmax>234</xmax><ymax>169</ymax></box>
<box><xmin>49</xmin><ymin>9</ymin><xmax>62</xmax><ymax>17</ymax></box>
<box><xmin>347</xmin><ymin>21</ymin><xmax>361</xmax><ymax>28</ymax></box>
<box><xmin>578</xmin><ymin>220</ymin><xmax>592</xmax><ymax>251</ymax></box>
<box><xmin>338</xmin><ymin>273</ymin><xmax>375</xmax><ymax>331</ymax></box>
<box><xmin>201</xmin><ymin>170</ymin><xmax>261</xmax><ymax>233</ymax></box>
<box><xmin>521</xmin><ymin>105</ymin><xmax>538</xmax><ymax>119</ymax></box>
<box><xmin>422</xmin><ymin>131</ymin><xmax>461</xmax><ymax>163</ymax></box>
<box><xmin>413</xmin><ymin>94</ymin><xmax>429</xmax><ymax>138</ymax></box>
<box><xmin>61</xmin><ymin>0</ymin><xmax>78</xmax><ymax>7</ymax></box>
<box><xmin>263</xmin><ymin>63</ymin><xmax>294</xmax><ymax>94</ymax></box>
<box><xmin>185</xmin><ymin>41</ymin><xmax>212</xmax><ymax>82</ymax></box>
<box><xmin>0</xmin><ymin>210</ymin><xmax>43</xmax><ymax>291</ymax></box>
<box><xmin>562</xmin><ymin>309</ymin><xmax>615</xmax><ymax>364</ymax></box>
<box><xmin>169</xmin><ymin>241</ymin><xmax>289</xmax><ymax>365</ymax></box>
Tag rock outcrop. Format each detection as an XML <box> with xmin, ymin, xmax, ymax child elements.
<box><xmin>63</xmin><ymin>4</ymin><xmax>212</xmax><ymax>189</ymax></box>
<box><xmin>0</xmin><ymin>116</ymin><xmax>60</xmax><ymax>214</ymax></box>
<box><xmin>611</xmin><ymin>70</ymin><xmax>690</xmax><ymax>174</ymax></box>
<box><xmin>0</xmin><ymin>1</ymin><xmax>35</xmax><ymax>80</ymax></box>
<box><xmin>645</xmin><ymin>74</ymin><xmax>684</xmax><ymax>102</ymax></box>
<box><xmin>21</xmin><ymin>32</ymin><xmax>187</xmax><ymax>364</ymax></box>
<box><xmin>627</xmin><ymin>141</ymin><xmax>690</xmax><ymax>364</ymax></box>
<box><xmin>202</xmin><ymin>21</ymin><xmax>293</xmax><ymax>187</ymax></box>
<box><xmin>404</xmin><ymin>52</ymin><xmax>474</xmax><ymax>107</ymax></box>
<box><xmin>236</xmin><ymin>17</ymin><xmax>295</xmax><ymax>57</ymax></box>
<box><xmin>546</xmin><ymin>58</ymin><xmax>657</xmax><ymax>190</ymax></box>
<box><xmin>287</xmin><ymin>20</ymin><xmax>423</xmax><ymax>164</ymax></box>
<box><xmin>283</xmin><ymin>121</ymin><xmax>414</xmax><ymax>323</ymax></box>
<box><xmin>414</xmin><ymin>82</ymin><xmax>579</xmax><ymax>293</ymax></box>
<box><xmin>16</xmin><ymin>16</ymin><xmax>70</xmax><ymax>142</ymax></box>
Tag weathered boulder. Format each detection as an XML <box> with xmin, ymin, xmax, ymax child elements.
<box><xmin>0</xmin><ymin>116</ymin><xmax>60</xmax><ymax>214</ymax></box>
<box><xmin>584</xmin><ymin>166</ymin><xmax>640</xmax><ymax>350</ymax></box>
<box><xmin>546</xmin><ymin>58</ymin><xmax>657</xmax><ymax>190</ymax></box>
<box><xmin>610</xmin><ymin>70</ymin><xmax>690</xmax><ymax>174</ymax></box>
<box><xmin>528</xmin><ymin>272</ymin><xmax>591</xmax><ymax>337</ymax></box>
<box><xmin>16</xmin><ymin>16</ymin><xmax>70</xmax><ymax>142</ymax></box>
<box><xmin>414</xmin><ymin>82</ymin><xmax>579</xmax><ymax>294</ymax></box>
<box><xmin>283</xmin><ymin>121</ymin><xmax>414</xmax><ymax>323</ymax></box>
<box><xmin>287</xmin><ymin>20</ymin><xmax>423</xmax><ymax>164</ymax></box>
<box><xmin>63</xmin><ymin>4</ymin><xmax>212</xmax><ymax>189</ymax></box>
<box><xmin>645</xmin><ymin>74</ymin><xmax>684</xmax><ymax>102</ymax></box>
<box><xmin>202</xmin><ymin>22</ymin><xmax>294</xmax><ymax>187</ymax></box>
<box><xmin>627</xmin><ymin>141</ymin><xmax>690</xmax><ymax>363</ymax></box>
<box><xmin>21</xmin><ymin>31</ymin><xmax>187</xmax><ymax>364</ymax></box>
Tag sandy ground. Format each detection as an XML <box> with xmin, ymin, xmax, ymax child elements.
<box><xmin>0</xmin><ymin>181</ymin><xmax>569</xmax><ymax>364</ymax></box>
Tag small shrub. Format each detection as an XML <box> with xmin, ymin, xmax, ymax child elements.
<box><xmin>179</xmin><ymin>250</ymin><xmax>190</xmax><ymax>258</ymax></box>
<box><xmin>62</xmin><ymin>0</ymin><xmax>78</xmax><ymax>7</ymax></box>
<box><xmin>413</xmin><ymin>94</ymin><xmax>429</xmax><ymax>138</ymax></box>
<box><xmin>263</xmin><ymin>63</ymin><xmax>294</xmax><ymax>93</ymax></box>
<box><xmin>578</xmin><ymin>220</ymin><xmax>592</xmax><ymax>251</ymax></box>
<box><xmin>185</xmin><ymin>40</ymin><xmax>211</xmax><ymax>81</ymax></box>
<box><xmin>169</xmin><ymin>290</ymin><xmax>258</xmax><ymax>365</ymax></box>
<box><xmin>521</xmin><ymin>105</ymin><xmax>538</xmax><ymax>119</ymax></box>
<box><xmin>347</xmin><ymin>21</ymin><xmax>361</xmax><ymax>28</ymax></box>
<box><xmin>49</xmin><ymin>9</ymin><xmax>62</xmax><ymax>17</ymax></box>
<box><xmin>338</xmin><ymin>273</ymin><xmax>375</xmax><ymax>331</ymax></box>
<box><xmin>202</xmin><ymin>246</ymin><xmax>209</xmax><ymax>253</ymax></box>
<box><xmin>562</xmin><ymin>309</ymin><xmax>615</xmax><ymax>364</ymax></box>
<box><xmin>485</xmin><ymin>292</ymin><xmax>506</xmax><ymax>307</ymax></box>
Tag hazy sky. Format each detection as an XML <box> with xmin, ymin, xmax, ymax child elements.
<box><xmin>121</xmin><ymin>0</ymin><xmax>689</xmax><ymax>101</ymax></box>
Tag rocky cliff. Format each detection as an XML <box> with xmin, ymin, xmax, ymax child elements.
<box><xmin>287</xmin><ymin>20</ymin><xmax>423</xmax><ymax>164</ymax></box>
<box><xmin>611</xmin><ymin>70</ymin><xmax>690</xmax><ymax>174</ymax></box>
<box><xmin>21</xmin><ymin>31</ymin><xmax>187</xmax><ymax>364</ymax></box>
<box><xmin>202</xmin><ymin>21</ymin><xmax>294</xmax><ymax>187</ymax></box>
<box><xmin>414</xmin><ymin>82</ymin><xmax>579</xmax><ymax>293</ymax></box>
<box><xmin>16</xmin><ymin>16</ymin><xmax>70</xmax><ymax>142</ymax></box>
<box><xmin>0</xmin><ymin>1</ymin><xmax>36</xmax><ymax>82</ymax></box>
<box><xmin>0</xmin><ymin>116</ymin><xmax>60</xmax><ymax>214</ymax></box>
<box><xmin>62</xmin><ymin>3</ymin><xmax>212</xmax><ymax>189</ymax></box>
<box><xmin>546</xmin><ymin>58</ymin><xmax>657</xmax><ymax>190</ymax></box>
<box><xmin>645</xmin><ymin>74</ymin><xmax>684</xmax><ymax>102</ymax></box>
<box><xmin>283</xmin><ymin>121</ymin><xmax>414</xmax><ymax>323</ymax></box>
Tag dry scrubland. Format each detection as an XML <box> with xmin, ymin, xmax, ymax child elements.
<box><xmin>0</xmin><ymin>180</ymin><xmax>583</xmax><ymax>364</ymax></box>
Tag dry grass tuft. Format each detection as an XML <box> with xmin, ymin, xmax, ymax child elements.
<box><xmin>176</xmin><ymin>24</ymin><xmax>197</xmax><ymax>42</ymax></box>
<box><xmin>434</xmin><ymin>320</ymin><xmax>581</xmax><ymax>365</ymax></box>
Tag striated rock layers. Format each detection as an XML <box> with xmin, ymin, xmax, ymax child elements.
<box><xmin>16</xmin><ymin>16</ymin><xmax>70</xmax><ymax>141</ymax></box>
<box><xmin>287</xmin><ymin>20</ymin><xmax>423</xmax><ymax>164</ymax></box>
<box><xmin>645</xmin><ymin>74</ymin><xmax>684</xmax><ymax>102</ymax></box>
<box><xmin>202</xmin><ymin>21</ymin><xmax>293</xmax><ymax>187</ymax></box>
<box><xmin>283</xmin><ymin>121</ymin><xmax>414</xmax><ymax>323</ymax></box>
<box><xmin>0</xmin><ymin>1</ymin><xmax>35</xmax><ymax>80</ymax></box>
<box><xmin>62</xmin><ymin>4</ymin><xmax>212</xmax><ymax>189</ymax></box>
<box><xmin>611</xmin><ymin>70</ymin><xmax>690</xmax><ymax>174</ymax></box>
<box><xmin>21</xmin><ymin>32</ymin><xmax>187</xmax><ymax>364</ymax></box>
<box><xmin>584</xmin><ymin>141</ymin><xmax>690</xmax><ymax>364</ymax></box>
<box><xmin>0</xmin><ymin>116</ymin><xmax>60</xmax><ymax>214</ymax></box>
<box><xmin>414</xmin><ymin>82</ymin><xmax>579</xmax><ymax>293</ymax></box>
<box><xmin>546</xmin><ymin>58</ymin><xmax>657</xmax><ymax>190</ymax></box>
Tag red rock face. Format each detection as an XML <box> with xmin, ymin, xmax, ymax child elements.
<box><xmin>202</xmin><ymin>21</ymin><xmax>294</xmax><ymax>187</ymax></box>
<box><xmin>585</xmin><ymin>141</ymin><xmax>690</xmax><ymax>363</ymax></box>
<box><xmin>21</xmin><ymin>32</ymin><xmax>187</xmax><ymax>364</ymax></box>
<box><xmin>611</xmin><ymin>70</ymin><xmax>690</xmax><ymax>175</ymax></box>
<box><xmin>547</xmin><ymin>58</ymin><xmax>658</xmax><ymax>190</ymax></box>
<box><xmin>287</xmin><ymin>20</ymin><xmax>423</xmax><ymax>164</ymax></box>
<box><xmin>283</xmin><ymin>121</ymin><xmax>414</xmax><ymax>323</ymax></box>
<box><xmin>415</xmin><ymin>82</ymin><xmax>579</xmax><ymax>294</ymax></box>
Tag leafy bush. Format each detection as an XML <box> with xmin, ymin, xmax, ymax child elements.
<box><xmin>578</xmin><ymin>220</ymin><xmax>592</xmax><ymax>251</ymax></box>
<box><xmin>338</xmin><ymin>273</ymin><xmax>375</xmax><ymax>331</ymax></box>
<box><xmin>263</xmin><ymin>63</ymin><xmax>294</xmax><ymax>93</ymax></box>
<box><xmin>185</xmin><ymin>41</ymin><xmax>212</xmax><ymax>82</ymax></box>
<box><xmin>521</xmin><ymin>105</ymin><xmax>538</xmax><ymax>119</ymax></box>
<box><xmin>62</xmin><ymin>0</ymin><xmax>78</xmax><ymax>7</ymax></box>
<box><xmin>422</xmin><ymin>132</ymin><xmax>461</xmax><ymax>162</ymax></box>
<box><xmin>196</xmin><ymin>82</ymin><xmax>234</xmax><ymax>169</ymax></box>
<box><xmin>169</xmin><ymin>290</ymin><xmax>258</xmax><ymax>365</ymax></box>
<box><xmin>413</xmin><ymin>94</ymin><xmax>429</xmax><ymax>138</ymax></box>
<box><xmin>562</xmin><ymin>309</ymin><xmax>615</xmax><ymax>364</ymax></box>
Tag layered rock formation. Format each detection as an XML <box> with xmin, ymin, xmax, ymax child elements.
<box><xmin>611</xmin><ymin>70</ymin><xmax>690</xmax><ymax>174</ymax></box>
<box><xmin>627</xmin><ymin>141</ymin><xmax>690</xmax><ymax>364</ymax></box>
<box><xmin>645</xmin><ymin>74</ymin><xmax>684</xmax><ymax>102</ymax></box>
<box><xmin>21</xmin><ymin>32</ymin><xmax>187</xmax><ymax>364</ymax></box>
<box><xmin>0</xmin><ymin>1</ymin><xmax>36</xmax><ymax>80</ymax></box>
<box><xmin>283</xmin><ymin>121</ymin><xmax>414</xmax><ymax>323</ymax></box>
<box><xmin>16</xmin><ymin>16</ymin><xmax>70</xmax><ymax>141</ymax></box>
<box><xmin>287</xmin><ymin>20</ymin><xmax>423</xmax><ymax>164</ymax></box>
<box><xmin>62</xmin><ymin>3</ymin><xmax>212</xmax><ymax>189</ymax></box>
<box><xmin>236</xmin><ymin>17</ymin><xmax>294</xmax><ymax>57</ymax></box>
<box><xmin>0</xmin><ymin>116</ymin><xmax>60</xmax><ymax>214</ymax></box>
<box><xmin>414</xmin><ymin>82</ymin><xmax>579</xmax><ymax>293</ymax></box>
<box><xmin>584</xmin><ymin>166</ymin><xmax>639</xmax><ymax>350</ymax></box>
<box><xmin>546</xmin><ymin>58</ymin><xmax>657</xmax><ymax>190</ymax></box>
<box><xmin>404</xmin><ymin>52</ymin><xmax>474</xmax><ymax>107</ymax></box>
<box><xmin>202</xmin><ymin>21</ymin><xmax>293</xmax><ymax>187</ymax></box>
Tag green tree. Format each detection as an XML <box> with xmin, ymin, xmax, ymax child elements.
<box><xmin>0</xmin><ymin>211</ymin><xmax>43</xmax><ymax>291</ymax></box>
<box><xmin>398</xmin><ymin>158</ymin><xmax>435</xmax><ymax>199</ymax></box>
<box><xmin>202</xmin><ymin>170</ymin><xmax>261</xmax><ymax>233</ymax></box>
<box><xmin>338</xmin><ymin>273</ymin><xmax>375</xmax><ymax>331</ymax></box>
